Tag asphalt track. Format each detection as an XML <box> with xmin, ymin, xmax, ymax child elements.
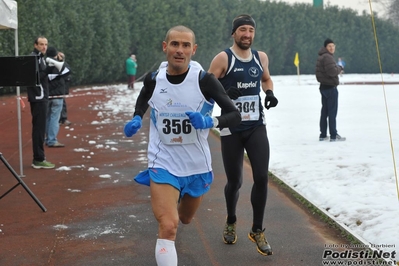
<box><xmin>0</xmin><ymin>86</ymin><xmax>351</xmax><ymax>265</ymax></box>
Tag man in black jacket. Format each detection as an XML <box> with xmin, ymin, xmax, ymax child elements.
<box><xmin>58</xmin><ymin>51</ymin><xmax>72</xmax><ymax>126</ymax></box>
<box><xmin>27</xmin><ymin>36</ymin><xmax>55</xmax><ymax>169</ymax></box>
<box><xmin>46</xmin><ymin>47</ymin><xmax>70</xmax><ymax>147</ymax></box>
<box><xmin>315</xmin><ymin>38</ymin><xmax>346</xmax><ymax>142</ymax></box>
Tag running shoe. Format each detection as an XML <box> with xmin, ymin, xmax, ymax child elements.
<box><xmin>32</xmin><ymin>160</ymin><xmax>55</xmax><ymax>169</ymax></box>
<box><xmin>223</xmin><ymin>222</ymin><xmax>237</xmax><ymax>244</ymax></box>
<box><xmin>47</xmin><ymin>142</ymin><xmax>65</xmax><ymax>147</ymax></box>
<box><xmin>330</xmin><ymin>134</ymin><xmax>346</xmax><ymax>142</ymax></box>
<box><xmin>61</xmin><ymin>120</ymin><xmax>72</xmax><ymax>126</ymax></box>
<box><xmin>248</xmin><ymin>229</ymin><xmax>273</xmax><ymax>256</ymax></box>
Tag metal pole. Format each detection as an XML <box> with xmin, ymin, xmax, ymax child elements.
<box><xmin>297</xmin><ymin>66</ymin><xmax>300</xmax><ymax>86</ymax></box>
<box><xmin>0</xmin><ymin>153</ymin><xmax>46</xmax><ymax>212</ymax></box>
<box><xmin>15</xmin><ymin>28</ymin><xmax>24</xmax><ymax>177</ymax></box>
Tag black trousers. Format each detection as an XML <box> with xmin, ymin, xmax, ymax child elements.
<box><xmin>319</xmin><ymin>85</ymin><xmax>338</xmax><ymax>138</ymax></box>
<box><xmin>59</xmin><ymin>98</ymin><xmax>68</xmax><ymax>122</ymax></box>
<box><xmin>221</xmin><ymin>125</ymin><xmax>270</xmax><ymax>229</ymax></box>
<box><xmin>30</xmin><ymin>101</ymin><xmax>48</xmax><ymax>162</ymax></box>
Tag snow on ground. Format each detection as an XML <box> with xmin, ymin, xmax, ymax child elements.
<box><xmin>263</xmin><ymin>74</ymin><xmax>399</xmax><ymax>257</ymax></box>
<box><xmin>73</xmin><ymin>73</ymin><xmax>399</xmax><ymax>257</ymax></box>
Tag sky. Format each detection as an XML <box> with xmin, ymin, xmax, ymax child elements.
<box><xmin>279</xmin><ymin>0</ymin><xmax>386</xmax><ymax>15</ymax></box>
<box><xmin>62</xmin><ymin>72</ymin><xmax>399</xmax><ymax>263</ymax></box>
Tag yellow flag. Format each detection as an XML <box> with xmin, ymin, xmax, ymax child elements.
<box><xmin>294</xmin><ymin>52</ymin><xmax>299</xmax><ymax>67</ymax></box>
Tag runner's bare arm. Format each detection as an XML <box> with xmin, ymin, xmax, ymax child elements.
<box><xmin>259</xmin><ymin>51</ymin><xmax>273</xmax><ymax>93</ymax></box>
<box><xmin>208</xmin><ymin>52</ymin><xmax>228</xmax><ymax>79</ymax></box>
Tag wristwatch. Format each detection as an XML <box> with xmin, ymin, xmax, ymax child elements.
<box><xmin>212</xmin><ymin>117</ymin><xmax>219</xmax><ymax>128</ymax></box>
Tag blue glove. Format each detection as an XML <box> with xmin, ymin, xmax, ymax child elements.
<box><xmin>124</xmin><ymin>115</ymin><xmax>142</xmax><ymax>137</ymax></box>
<box><xmin>185</xmin><ymin>111</ymin><xmax>213</xmax><ymax>129</ymax></box>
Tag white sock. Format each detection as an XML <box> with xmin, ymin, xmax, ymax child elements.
<box><xmin>155</xmin><ymin>238</ymin><xmax>178</xmax><ymax>266</ymax></box>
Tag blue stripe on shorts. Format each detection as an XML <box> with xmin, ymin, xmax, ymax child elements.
<box><xmin>134</xmin><ymin>168</ymin><xmax>214</xmax><ymax>198</ymax></box>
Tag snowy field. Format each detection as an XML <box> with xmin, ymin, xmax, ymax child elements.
<box><xmin>218</xmin><ymin>73</ymin><xmax>399</xmax><ymax>258</ymax></box>
<box><xmin>274</xmin><ymin>74</ymin><xmax>399</xmax><ymax>251</ymax></box>
<box><xmin>98</xmin><ymin>72</ymin><xmax>399</xmax><ymax>260</ymax></box>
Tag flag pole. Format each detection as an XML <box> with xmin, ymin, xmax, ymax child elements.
<box><xmin>297</xmin><ymin>64</ymin><xmax>300</xmax><ymax>85</ymax></box>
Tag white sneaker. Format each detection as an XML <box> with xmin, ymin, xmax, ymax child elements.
<box><xmin>330</xmin><ymin>134</ymin><xmax>346</xmax><ymax>142</ymax></box>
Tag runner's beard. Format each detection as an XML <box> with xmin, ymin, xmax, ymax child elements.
<box><xmin>236</xmin><ymin>39</ymin><xmax>252</xmax><ymax>50</ymax></box>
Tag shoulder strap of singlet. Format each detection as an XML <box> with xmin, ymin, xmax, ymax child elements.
<box><xmin>199</xmin><ymin>70</ymin><xmax>206</xmax><ymax>80</ymax></box>
<box><xmin>223</xmin><ymin>49</ymin><xmax>236</xmax><ymax>77</ymax></box>
<box><xmin>151</xmin><ymin>70</ymin><xmax>159</xmax><ymax>80</ymax></box>
<box><xmin>252</xmin><ymin>49</ymin><xmax>260</xmax><ymax>61</ymax></box>
<box><xmin>251</xmin><ymin>49</ymin><xmax>264</xmax><ymax>72</ymax></box>
<box><xmin>151</xmin><ymin>67</ymin><xmax>205</xmax><ymax>83</ymax></box>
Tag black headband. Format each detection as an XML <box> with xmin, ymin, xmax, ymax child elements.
<box><xmin>231</xmin><ymin>15</ymin><xmax>256</xmax><ymax>35</ymax></box>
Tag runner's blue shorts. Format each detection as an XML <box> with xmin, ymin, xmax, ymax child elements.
<box><xmin>134</xmin><ymin>168</ymin><xmax>214</xmax><ymax>198</ymax></box>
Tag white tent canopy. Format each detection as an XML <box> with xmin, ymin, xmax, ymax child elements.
<box><xmin>0</xmin><ymin>0</ymin><xmax>24</xmax><ymax>176</ymax></box>
<box><xmin>0</xmin><ymin>0</ymin><xmax>17</xmax><ymax>30</ymax></box>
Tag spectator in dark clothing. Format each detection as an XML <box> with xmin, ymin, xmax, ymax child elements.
<box><xmin>58</xmin><ymin>51</ymin><xmax>72</xmax><ymax>126</ymax></box>
<box><xmin>45</xmin><ymin>47</ymin><xmax>70</xmax><ymax>147</ymax></box>
<box><xmin>315</xmin><ymin>38</ymin><xmax>346</xmax><ymax>142</ymax></box>
<box><xmin>27</xmin><ymin>36</ymin><xmax>55</xmax><ymax>169</ymax></box>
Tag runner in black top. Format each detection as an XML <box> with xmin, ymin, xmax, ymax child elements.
<box><xmin>208</xmin><ymin>14</ymin><xmax>278</xmax><ymax>256</ymax></box>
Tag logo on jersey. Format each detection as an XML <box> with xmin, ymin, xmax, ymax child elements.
<box><xmin>248</xmin><ymin>67</ymin><xmax>259</xmax><ymax>78</ymax></box>
<box><xmin>170</xmin><ymin>136</ymin><xmax>183</xmax><ymax>144</ymax></box>
<box><xmin>236</xmin><ymin>81</ymin><xmax>258</xmax><ymax>89</ymax></box>
<box><xmin>242</xmin><ymin>114</ymin><xmax>251</xmax><ymax>120</ymax></box>
<box><xmin>166</xmin><ymin>99</ymin><xmax>188</xmax><ymax>108</ymax></box>
<box><xmin>160</xmin><ymin>88</ymin><xmax>168</xmax><ymax>93</ymax></box>
<box><xmin>233</xmin><ymin>67</ymin><xmax>244</xmax><ymax>72</ymax></box>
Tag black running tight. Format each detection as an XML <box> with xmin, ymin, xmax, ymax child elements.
<box><xmin>221</xmin><ymin>125</ymin><xmax>270</xmax><ymax>230</ymax></box>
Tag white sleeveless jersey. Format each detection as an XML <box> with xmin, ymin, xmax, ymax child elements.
<box><xmin>147</xmin><ymin>66</ymin><xmax>214</xmax><ymax>177</ymax></box>
<box><xmin>158</xmin><ymin>60</ymin><xmax>204</xmax><ymax>71</ymax></box>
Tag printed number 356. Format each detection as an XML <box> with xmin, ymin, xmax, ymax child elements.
<box><xmin>162</xmin><ymin>119</ymin><xmax>192</xmax><ymax>134</ymax></box>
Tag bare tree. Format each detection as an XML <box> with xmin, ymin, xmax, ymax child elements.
<box><xmin>388</xmin><ymin>0</ymin><xmax>399</xmax><ymax>25</ymax></box>
<box><xmin>373</xmin><ymin>0</ymin><xmax>399</xmax><ymax>25</ymax></box>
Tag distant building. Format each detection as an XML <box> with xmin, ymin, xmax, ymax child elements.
<box><xmin>313</xmin><ymin>0</ymin><xmax>323</xmax><ymax>8</ymax></box>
